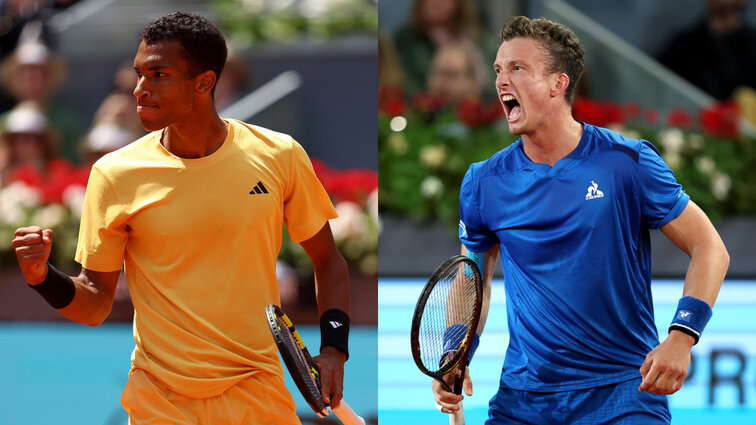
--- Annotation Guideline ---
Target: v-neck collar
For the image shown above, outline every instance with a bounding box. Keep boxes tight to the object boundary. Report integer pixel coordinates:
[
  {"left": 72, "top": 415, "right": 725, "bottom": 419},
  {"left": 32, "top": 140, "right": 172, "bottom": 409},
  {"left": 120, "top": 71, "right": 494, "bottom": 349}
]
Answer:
[{"left": 516, "top": 123, "right": 591, "bottom": 177}]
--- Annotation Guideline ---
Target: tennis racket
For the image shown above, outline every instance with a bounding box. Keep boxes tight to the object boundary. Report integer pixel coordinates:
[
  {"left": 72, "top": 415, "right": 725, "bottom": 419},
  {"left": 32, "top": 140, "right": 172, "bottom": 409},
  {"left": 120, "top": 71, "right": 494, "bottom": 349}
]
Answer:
[
  {"left": 410, "top": 255, "right": 483, "bottom": 425},
  {"left": 265, "top": 304, "right": 366, "bottom": 425}
]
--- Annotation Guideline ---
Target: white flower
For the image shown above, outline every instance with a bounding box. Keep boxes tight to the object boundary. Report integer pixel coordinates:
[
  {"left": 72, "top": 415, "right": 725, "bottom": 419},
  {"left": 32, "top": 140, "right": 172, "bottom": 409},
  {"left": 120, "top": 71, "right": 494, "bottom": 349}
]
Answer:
[
  {"left": 695, "top": 156, "right": 716, "bottom": 175},
  {"left": 659, "top": 128, "right": 685, "bottom": 155},
  {"left": 420, "top": 145, "right": 446, "bottom": 169},
  {"left": 711, "top": 171, "right": 731, "bottom": 200},
  {"left": 241, "top": 0, "right": 266, "bottom": 13},
  {"left": 0, "top": 203, "right": 24, "bottom": 226},
  {"left": 665, "top": 152, "right": 682, "bottom": 171},
  {"left": 63, "top": 184, "right": 86, "bottom": 220},
  {"left": 0, "top": 181, "right": 42, "bottom": 209},
  {"left": 32, "top": 204, "right": 66, "bottom": 229},
  {"left": 0, "top": 181, "right": 41, "bottom": 225},
  {"left": 386, "top": 133, "right": 408, "bottom": 155},
  {"left": 330, "top": 201, "right": 367, "bottom": 242},
  {"left": 688, "top": 133, "right": 705, "bottom": 151},
  {"left": 420, "top": 176, "right": 443, "bottom": 199}
]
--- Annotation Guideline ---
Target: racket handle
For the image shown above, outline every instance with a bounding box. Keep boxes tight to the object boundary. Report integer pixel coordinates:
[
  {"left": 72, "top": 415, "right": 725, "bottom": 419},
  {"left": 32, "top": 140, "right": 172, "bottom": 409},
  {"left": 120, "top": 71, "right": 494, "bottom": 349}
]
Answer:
[
  {"left": 449, "top": 400, "right": 465, "bottom": 425},
  {"left": 333, "top": 399, "right": 366, "bottom": 425}
]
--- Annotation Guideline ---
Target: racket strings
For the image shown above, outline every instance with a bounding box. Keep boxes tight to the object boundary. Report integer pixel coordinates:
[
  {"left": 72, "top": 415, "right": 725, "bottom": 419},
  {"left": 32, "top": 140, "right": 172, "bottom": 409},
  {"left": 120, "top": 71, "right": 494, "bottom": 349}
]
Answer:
[
  {"left": 417, "top": 262, "right": 479, "bottom": 374},
  {"left": 277, "top": 317, "right": 325, "bottom": 404}
]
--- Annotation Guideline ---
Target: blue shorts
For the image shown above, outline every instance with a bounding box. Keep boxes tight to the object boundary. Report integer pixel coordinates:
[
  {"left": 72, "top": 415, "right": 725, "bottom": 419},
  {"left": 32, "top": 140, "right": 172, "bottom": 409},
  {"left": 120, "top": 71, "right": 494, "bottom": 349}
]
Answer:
[{"left": 486, "top": 377, "right": 670, "bottom": 425}]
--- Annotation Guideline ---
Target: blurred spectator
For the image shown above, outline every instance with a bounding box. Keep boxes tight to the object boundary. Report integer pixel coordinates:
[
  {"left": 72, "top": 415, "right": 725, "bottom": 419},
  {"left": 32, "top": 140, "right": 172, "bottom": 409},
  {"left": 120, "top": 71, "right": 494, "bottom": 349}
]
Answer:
[
  {"left": 89, "top": 60, "right": 143, "bottom": 140},
  {"left": 0, "top": 0, "right": 55, "bottom": 59},
  {"left": 0, "top": 38, "right": 82, "bottom": 162},
  {"left": 0, "top": 100, "right": 58, "bottom": 185},
  {"left": 379, "top": 30, "right": 405, "bottom": 93},
  {"left": 393, "top": 0, "right": 490, "bottom": 96},
  {"left": 658, "top": 0, "right": 756, "bottom": 101},
  {"left": 427, "top": 42, "right": 486, "bottom": 107},
  {"left": 215, "top": 44, "right": 250, "bottom": 113},
  {"left": 80, "top": 121, "right": 137, "bottom": 165}
]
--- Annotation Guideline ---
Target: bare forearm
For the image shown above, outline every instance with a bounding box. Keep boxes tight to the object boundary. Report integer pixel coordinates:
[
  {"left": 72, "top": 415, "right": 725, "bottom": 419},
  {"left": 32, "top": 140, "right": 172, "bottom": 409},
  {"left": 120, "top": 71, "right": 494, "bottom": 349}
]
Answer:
[
  {"left": 313, "top": 253, "right": 351, "bottom": 315},
  {"left": 681, "top": 239, "right": 729, "bottom": 307},
  {"left": 58, "top": 272, "right": 117, "bottom": 326}
]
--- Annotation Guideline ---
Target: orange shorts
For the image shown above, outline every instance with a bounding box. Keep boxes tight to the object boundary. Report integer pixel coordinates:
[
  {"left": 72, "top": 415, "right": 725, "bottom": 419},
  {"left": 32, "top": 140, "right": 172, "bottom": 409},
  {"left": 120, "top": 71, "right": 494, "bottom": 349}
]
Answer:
[{"left": 121, "top": 368, "right": 301, "bottom": 425}]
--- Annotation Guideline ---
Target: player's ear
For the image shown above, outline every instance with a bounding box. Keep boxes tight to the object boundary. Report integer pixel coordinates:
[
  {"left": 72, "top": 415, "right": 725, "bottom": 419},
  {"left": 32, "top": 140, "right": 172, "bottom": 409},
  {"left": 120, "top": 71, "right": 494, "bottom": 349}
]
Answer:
[
  {"left": 550, "top": 73, "right": 569, "bottom": 98},
  {"left": 195, "top": 70, "right": 217, "bottom": 94}
]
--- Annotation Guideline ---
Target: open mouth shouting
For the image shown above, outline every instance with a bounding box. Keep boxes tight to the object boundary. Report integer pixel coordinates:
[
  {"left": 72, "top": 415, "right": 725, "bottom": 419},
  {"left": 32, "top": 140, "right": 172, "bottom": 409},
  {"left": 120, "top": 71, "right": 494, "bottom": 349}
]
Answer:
[{"left": 501, "top": 94, "right": 522, "bottom": 122}]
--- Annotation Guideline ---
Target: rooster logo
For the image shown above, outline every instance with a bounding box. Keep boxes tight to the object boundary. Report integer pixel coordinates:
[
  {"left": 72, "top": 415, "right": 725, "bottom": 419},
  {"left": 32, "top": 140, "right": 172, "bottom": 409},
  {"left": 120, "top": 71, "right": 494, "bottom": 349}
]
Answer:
[{"left": 585, "top": 181, "right": 604, "bottom": 200}]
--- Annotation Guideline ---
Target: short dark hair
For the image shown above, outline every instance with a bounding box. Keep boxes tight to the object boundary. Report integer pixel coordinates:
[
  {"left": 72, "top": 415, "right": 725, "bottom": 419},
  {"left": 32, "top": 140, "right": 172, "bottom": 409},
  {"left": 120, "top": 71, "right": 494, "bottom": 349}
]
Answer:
[
  {"left": 141, "top": 11, "right": 228, "bottom": 86},
  {"left": 500, "top": 16, "right": 584, "bottom": 103}
]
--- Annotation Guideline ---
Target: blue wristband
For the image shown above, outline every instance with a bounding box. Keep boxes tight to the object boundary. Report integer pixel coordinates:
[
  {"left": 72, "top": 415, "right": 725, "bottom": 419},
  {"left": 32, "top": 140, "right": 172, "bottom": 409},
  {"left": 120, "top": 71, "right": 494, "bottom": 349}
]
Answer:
[
  {"left": 668, "top": 296, "right": 712, "bottom": 344},
  {"left": 442, "top": 324, "right": 480, "bottom": 364}
]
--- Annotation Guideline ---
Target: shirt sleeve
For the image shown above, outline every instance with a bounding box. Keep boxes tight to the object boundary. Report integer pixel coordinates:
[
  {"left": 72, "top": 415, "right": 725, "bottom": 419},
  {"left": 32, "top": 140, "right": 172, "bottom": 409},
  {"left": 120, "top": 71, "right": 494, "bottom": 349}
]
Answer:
[
  {"left": 74, "top": 165, "right": 129, "bottom": 272},
  {"left": 283, "top": 140, "right": 338, "bottom": 243},
  {"left": 459, "top": 164, "right": 498, "bottom": 252},
  {"left": 638, "top": 140, "right": 690, "bottom": 229}
]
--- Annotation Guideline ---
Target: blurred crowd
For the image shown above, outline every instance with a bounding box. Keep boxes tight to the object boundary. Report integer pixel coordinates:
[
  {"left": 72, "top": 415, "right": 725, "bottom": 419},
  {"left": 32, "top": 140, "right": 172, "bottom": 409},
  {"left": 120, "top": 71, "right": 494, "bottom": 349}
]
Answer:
[
  {"left": 380, "top": 0, "right": 756, "bottom": 124},
  {"left": 0, "top": 0, "right": 143, "bottom": 188},
  {"left": 0, "top": 0, "right": 252, "bottom": 189},
  {"left": 379, "top": 0, "right": 497, "bottom": 110}
]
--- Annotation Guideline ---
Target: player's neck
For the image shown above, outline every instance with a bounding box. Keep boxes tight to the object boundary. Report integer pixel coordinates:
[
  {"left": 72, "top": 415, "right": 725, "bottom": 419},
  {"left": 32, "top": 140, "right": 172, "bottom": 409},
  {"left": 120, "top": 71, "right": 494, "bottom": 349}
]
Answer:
[
  {"left": 521, "top": 116, "right": 583, "bottom": 167},
  {"left": 162, "top": 112, "right": 229, "bottom": 159}
]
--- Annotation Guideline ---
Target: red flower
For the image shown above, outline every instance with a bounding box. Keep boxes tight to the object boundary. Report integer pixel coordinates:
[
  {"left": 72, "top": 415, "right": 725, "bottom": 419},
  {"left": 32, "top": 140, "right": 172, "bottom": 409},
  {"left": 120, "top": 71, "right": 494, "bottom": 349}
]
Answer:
[
  {"left": 700, "top": 101, "right": 740, "bottom": 138},
  {"left": 8, "top": 159, "right": 91, "bottom": 204},
  {"left": 644, "top": 109, "right": 659, "bottom": 125},
  {"left": 667, "top": 107, "right": 693, "bottom": 130},
  {"left": 9, "top": 164, "right": 44, "bottom": 189},
  {"left": 624, "top": 102, "right": 641, "bottom": 120},
  {"left": 312, "top": 159, "right": 377, "bottom": 204},
  {"left": 456, "top": 99, "right": 501, "bottom": 128},
  {"left": 379, "top": 86, "right": 406, "bottom": 117},
  {"left": 412, "top": 93, "right": 445, "bottom": 115},
  {"left": 573, "top": 98, "right": 606, "bottom": 127}
]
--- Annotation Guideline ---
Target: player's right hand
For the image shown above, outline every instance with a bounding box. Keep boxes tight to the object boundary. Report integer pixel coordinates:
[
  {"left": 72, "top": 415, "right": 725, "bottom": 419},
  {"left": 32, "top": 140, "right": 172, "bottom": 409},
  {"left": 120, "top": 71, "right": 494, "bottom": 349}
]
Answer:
[
  {"left": 432, "top": 367, "right": 472, "bottom": 414},
  {"left": 12, "top": 226, "right": 53, "bottom": 285}
]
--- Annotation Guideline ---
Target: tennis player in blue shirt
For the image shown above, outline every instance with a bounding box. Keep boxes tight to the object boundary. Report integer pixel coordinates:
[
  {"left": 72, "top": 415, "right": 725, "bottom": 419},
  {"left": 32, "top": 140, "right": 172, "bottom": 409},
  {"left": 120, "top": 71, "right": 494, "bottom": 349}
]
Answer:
[{"left": 432, "top": 16, "right": 730, "bottom": 424}]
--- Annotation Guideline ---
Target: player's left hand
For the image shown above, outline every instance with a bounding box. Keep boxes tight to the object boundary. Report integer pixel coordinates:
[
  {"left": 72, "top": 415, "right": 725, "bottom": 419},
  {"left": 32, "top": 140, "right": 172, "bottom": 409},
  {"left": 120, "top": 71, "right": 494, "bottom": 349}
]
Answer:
[
  {"left": 313, "top": 346, "right": 347, "bottom": 407},
  {"left": 638, "top": 330, "right": 695, "bottom": 394}
]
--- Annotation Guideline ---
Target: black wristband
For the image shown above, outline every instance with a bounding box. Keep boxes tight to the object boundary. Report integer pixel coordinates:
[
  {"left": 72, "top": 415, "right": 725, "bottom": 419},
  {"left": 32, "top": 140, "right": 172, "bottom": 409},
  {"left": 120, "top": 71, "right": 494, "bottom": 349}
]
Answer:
[
  {"left": 28, "top": 262, "right": 76, "bottom": 309},
  {"left": 320, "top": 309, "right": 350, "bottom": 360}
]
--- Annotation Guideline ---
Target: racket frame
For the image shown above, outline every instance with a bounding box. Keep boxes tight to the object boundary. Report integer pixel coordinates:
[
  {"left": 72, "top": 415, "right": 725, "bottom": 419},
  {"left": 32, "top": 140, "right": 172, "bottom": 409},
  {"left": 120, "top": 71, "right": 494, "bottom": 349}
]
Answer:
[
  {"left": 410, "top": 255, "right": 483, "bottom": 394},
  {"left": 265, "top": 303, "right": 331, "bottom": 418}
]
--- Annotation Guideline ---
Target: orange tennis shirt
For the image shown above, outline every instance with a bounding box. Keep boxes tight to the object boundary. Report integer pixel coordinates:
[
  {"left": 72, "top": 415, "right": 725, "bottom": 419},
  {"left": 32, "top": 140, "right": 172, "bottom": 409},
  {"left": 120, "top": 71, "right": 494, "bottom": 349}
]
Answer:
[{"left": 75, "top": 119, "right": 337, "bottom": 398}]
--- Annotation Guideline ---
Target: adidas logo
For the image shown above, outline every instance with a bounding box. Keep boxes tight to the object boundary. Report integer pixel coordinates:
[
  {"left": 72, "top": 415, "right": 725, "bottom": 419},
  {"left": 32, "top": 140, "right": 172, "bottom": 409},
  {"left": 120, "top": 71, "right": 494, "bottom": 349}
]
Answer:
[
  {"left": 249, "top": 181, "right": 269, "bottom": 195},
  {"left": 585, "top": 180, "right": 604, "bottom": 200},
  {"left": 329, "top": 321, "right": 343, "bottom": 329}
]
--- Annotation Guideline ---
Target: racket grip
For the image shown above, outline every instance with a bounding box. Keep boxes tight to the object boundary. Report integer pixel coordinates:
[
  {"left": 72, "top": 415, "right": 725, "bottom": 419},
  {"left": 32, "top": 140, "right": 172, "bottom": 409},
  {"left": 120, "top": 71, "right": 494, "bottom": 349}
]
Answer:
[
  {"left": 333, "top": 399, "right": 366, "bottom": 425},
  {"left": 449, "top": 400, "right": 465, "bottom": 425}
]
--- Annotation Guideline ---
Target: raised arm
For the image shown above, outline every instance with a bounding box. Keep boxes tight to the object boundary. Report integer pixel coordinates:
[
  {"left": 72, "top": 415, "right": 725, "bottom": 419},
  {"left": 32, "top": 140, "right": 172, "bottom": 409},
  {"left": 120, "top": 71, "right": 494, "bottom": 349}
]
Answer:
[
  {"left": 299, "top": 221, "right": 351, "bottom": 407},
  {"left": 13, "top": 226, "right": 121, "bottom": 327},
  {"left": 638, "top": 201, "right": 729, "bottom": 394}
]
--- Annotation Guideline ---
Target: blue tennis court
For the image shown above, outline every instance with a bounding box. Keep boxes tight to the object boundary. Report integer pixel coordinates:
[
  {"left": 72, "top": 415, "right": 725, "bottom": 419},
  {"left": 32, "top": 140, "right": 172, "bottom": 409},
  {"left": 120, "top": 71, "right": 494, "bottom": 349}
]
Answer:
[
  {"left": 0, "top": 323, "right": 377, "bottom": 424},
  {"left": 379, "top": 278, "right": 756, "bottom": 424}
]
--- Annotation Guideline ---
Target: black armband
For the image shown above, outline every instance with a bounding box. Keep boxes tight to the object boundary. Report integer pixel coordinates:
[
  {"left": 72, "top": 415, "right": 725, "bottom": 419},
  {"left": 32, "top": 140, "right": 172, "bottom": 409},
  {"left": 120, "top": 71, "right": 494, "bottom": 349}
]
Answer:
[
  {"left": 28, "top": 262, "right": 76, "bottom": 309},
  {"left": 320, "top": 309, "right": 350, "bottom": 360}
]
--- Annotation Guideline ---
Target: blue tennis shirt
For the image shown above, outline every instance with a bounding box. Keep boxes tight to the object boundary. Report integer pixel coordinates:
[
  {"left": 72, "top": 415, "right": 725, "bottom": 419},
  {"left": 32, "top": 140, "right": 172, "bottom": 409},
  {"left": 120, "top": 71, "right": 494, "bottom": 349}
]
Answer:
[{"left": 459, "top": 123, "right": 689, "bottom": 391}]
